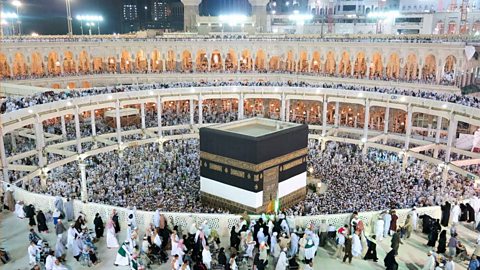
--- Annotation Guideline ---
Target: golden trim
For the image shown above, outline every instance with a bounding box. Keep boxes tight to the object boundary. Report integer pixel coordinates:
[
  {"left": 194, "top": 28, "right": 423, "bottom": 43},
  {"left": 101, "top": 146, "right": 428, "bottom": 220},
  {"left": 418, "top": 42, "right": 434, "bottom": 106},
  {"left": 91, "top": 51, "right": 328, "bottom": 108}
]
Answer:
[{"left": 200, "top": 148, "right": 308, "bottom": 172}]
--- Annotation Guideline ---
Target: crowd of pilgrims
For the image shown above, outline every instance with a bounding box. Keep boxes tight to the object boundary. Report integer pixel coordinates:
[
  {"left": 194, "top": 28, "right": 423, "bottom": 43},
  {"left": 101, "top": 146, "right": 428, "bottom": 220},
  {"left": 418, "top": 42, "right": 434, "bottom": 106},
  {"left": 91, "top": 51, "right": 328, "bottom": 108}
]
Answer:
[
  {"left": 1, "top": 79, "right": 478, "bottom": 114},
  {"left": 6, "top": 181, "right": 480, "bottom": 270},
  {"left": 2, "top": 34, "right": 475, "bottom": 43},
  {"left": 23, "top": 140, "right": 474, "bottom": 217}
]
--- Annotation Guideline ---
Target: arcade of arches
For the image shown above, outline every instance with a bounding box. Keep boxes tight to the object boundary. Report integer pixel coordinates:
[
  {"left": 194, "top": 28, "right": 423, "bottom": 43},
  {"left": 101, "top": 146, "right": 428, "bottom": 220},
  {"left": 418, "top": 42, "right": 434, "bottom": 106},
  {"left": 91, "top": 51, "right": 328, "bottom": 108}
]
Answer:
[{"left": 0, "top": 49, "right": 463, "bottom": 85}]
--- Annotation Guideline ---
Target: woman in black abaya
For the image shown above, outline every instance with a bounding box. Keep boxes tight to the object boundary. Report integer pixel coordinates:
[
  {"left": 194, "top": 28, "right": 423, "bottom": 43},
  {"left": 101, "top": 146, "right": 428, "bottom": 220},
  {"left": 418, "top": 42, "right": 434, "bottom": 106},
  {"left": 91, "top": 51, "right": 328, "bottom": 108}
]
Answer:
[{"left": 36, "top": 210, "right": 48, "bottom": 233}]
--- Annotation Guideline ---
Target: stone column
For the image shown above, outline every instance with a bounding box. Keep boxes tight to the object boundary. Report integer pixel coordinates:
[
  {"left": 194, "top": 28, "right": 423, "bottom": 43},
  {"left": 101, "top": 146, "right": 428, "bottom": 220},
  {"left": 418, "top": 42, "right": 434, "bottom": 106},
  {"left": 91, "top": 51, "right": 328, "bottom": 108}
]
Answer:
[
  {"left": 79, "top": 162, "right": 88, "bottom": 202},
  {"left": 433, "top": 115, "right": 442, "bottom": 158},
  {"left": 60, "top": 115, "right": 67, "bottom": 139},
  {"left": 190, "top": 99, "right": 195, "bottom": 125},
  {"left": 248, "top": 0, "right": 269, "bottom": 32},
  {"left": 157, "top": 96, "right": 163, "bottom": 137},
  {"left": 198, "top": 95, "right": 203, "bottom": 124},
  {"left": 285, "top": 99, "right": 290, "bottom": 122},
  {"left": 280, "top": 93, "right": 286, "bottom": 121},
  {"left": 322, "top": 97, "right": 327, "bottom": 136},
  {"left": 363, "top": 99, "right": 370, "bottom": 140},
  {"left": 445, "top": 114, "right": 457, "bottom": 163},
  {"left": 33, "top": 117, "right": 46, "bottom": 169},
  {"left": 10, "top": 132, "right": 16, "bottom": 151},
  {"left": 74, "top": 107, "right": 82, "bottom": 154},
  {"left": 404, "top": 105, "right": 413, "bottom": 150},
  {"left": 180, "top": 0, "right": 202, "bottom": 32},
  {"left": 115, "top": 100, "right": 122, "bottom": 144},
  {"left": 238, "top": 94, "right": 244, "bottom": 120},
  {"left": 140, "top": 103, "right": 146, "bottom": 130},
  {"left": 0, "top": 126, "right": 8, "bottom": 182},
  {"left": 90, "top": 110, "right": 96, "bottom": 137},
  {"left": 334, "top": 101, "right": 340, "bottom": 127},
  {"left": 383, "top": 106, "right": 390, "bottom": 141}
]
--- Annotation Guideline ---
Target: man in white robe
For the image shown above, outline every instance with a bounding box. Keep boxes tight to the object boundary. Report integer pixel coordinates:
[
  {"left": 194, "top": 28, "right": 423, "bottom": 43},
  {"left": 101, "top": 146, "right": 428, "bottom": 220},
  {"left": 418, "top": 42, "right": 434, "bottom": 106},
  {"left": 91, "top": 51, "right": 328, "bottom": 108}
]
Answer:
[
  {"left": 409, "top": 207, "right": 419, "bottom": 231},
  {"left": 289, "top": 231, "right": 299, "bottom": 257},
  {"left": 67, "top": 224, "right": 77, "bottom": 249},
  {"left": 383, "top": 211, "right": 392, "bottom": 238},
  {"left": 45, "top": 251, "right": 55, "bottom": 270},
  {"left": 304, "top": 239, "right": 316, "bottom": 263},
  {"left": 27, "top": 241, "right": 39, "bottom": 265},
  {"left": 55, "top": 238, "right": 66, "bottom": 259},
  {"left": 64, "top": 198, "right": 74, "bottom": 222},
  {"left": 15, "top": 201, "right": 25, "bottom": 219},
  {"left": 114, "top": 241, "right": 131, "bottom": 266},
  {"left": 106, "top": 220, "right": 119, "bottom": 249},
  {"left": 275, "top": 248, "right": 288, "bottom": 270},
  {"left": 422, "top": 250, "right": 436, "bottom": 270},
  {"left": 451, "top": 203, "right": 461, "bottom": 224},
  {"left": 352, "top": 232, "right": 362, "bottom": 257},
  {"left": 202, "top": 245, "right": 212, "bottom": 269},
  {"left": 375, "top": 218, "right": 384, "bottom": 242}
]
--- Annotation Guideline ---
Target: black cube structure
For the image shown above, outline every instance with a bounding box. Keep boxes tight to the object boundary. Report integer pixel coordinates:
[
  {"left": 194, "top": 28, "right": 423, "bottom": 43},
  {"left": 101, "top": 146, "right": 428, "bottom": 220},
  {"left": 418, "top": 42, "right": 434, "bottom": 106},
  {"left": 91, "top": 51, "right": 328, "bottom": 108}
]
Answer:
[{"left": 200, "top": 118, "right": 308, "bottom": 213}]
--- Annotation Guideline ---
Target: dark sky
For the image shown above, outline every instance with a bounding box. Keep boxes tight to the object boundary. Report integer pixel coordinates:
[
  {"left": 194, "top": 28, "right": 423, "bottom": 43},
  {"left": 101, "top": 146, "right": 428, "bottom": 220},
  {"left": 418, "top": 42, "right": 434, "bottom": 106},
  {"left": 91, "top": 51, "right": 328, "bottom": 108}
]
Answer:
[
  {"left": 4, "top": 0, "right": 256, "bottom": 35},
  {"left": 4, "top": 0, "right": 122, "bottom": 35}
]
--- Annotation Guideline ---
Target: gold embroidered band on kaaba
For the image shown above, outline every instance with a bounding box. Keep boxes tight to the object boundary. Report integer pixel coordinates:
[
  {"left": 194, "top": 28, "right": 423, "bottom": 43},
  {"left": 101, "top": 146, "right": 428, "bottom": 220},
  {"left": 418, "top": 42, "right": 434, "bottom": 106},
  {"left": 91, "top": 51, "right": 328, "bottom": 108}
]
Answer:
[{"left": 200, "top": 148, "right": 308, "bottom": 172}]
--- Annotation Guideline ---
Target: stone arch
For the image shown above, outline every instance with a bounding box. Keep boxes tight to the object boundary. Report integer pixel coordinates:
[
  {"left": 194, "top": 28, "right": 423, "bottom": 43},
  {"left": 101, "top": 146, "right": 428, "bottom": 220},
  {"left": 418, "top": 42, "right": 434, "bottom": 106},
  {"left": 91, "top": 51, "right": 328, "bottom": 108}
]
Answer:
[
  {"left": 422, "top": 54, "right": 436, "bottom": 81},
  {"left": 107, "top": 56, "right": 117, "bottom": 73},
  {"left": 447, "top": 20, "right": 456, "bottom": 34},
  {"left": 78, "top": 50, "right": 90, "bottom": 74},
  {"left": 310, "top": 51, "right": 321, "bottom": 73},
  {"left": 196, "top": 49, "right": 208, "bottom": 72},
  {"left": 63, "top": 51, "right": 76, "bottom": 74},
  {"left": 354, "top": 52, "right": 367, "bottom": 78},
  {"left": 151, "top": 49, "right": 163, "bottom": 72},
  {"left": 0, "top": 53, "right": 11, "bottom": 79},
  {"left": 239, "top": 49, "right": 252, "bottom": 72},
  {"left": 92, "top": 57, "right": 103, "bottom": 73},
  {"left": 269, "top": 55, "right": 281, "bottom": 71},
  {"left": 166, "top": 50, "right": 176, "bottom": 72},
  {"left": 255, "top": 49, "right": 266, "bottom": 72},
  {"left": 386, "top": 53, "right": 400, "bottom": 79},
  {"left": 473, "top": 20, "right": 480, "bottom": 33},
  {"left": 285, "top": 50, "right": 295, "bottom": 72},
  {"left": 13, "top": 52, "right": 27, "bottom": 77},
  {"left": 298, "top": 51, "right": 308, "bottom": 72},
  {"left": 435, "top": 20, "right": 445, "bottom": 34},
  {"left": 443, "top": 55, "right": 456, "bottom": 83},
  {"left": 48, "top": 51, "right": 61, "bottom": 75},
  {"left": 181, "top": 50, "right": 192, "bottom": 72},
  {"left": 404, "top": 53, "right": 418, "bottom": 80},
  {"left": 444, "top": 55, "right": 456, "bottom": 73},
  {"left": 31, "top": 52, "right": 44, "bottom": 76},
  {"left": 338, "top": 51, "right": 351, "bottom": 76},
  {"left": 120, "top": 50, "right": 132, "bottom": 73},
  {"left": 136, "top": 50, "right": 147, "bottom": 72},
  {"left": 369, "top": 52, "right": 383, "bottom": 78},
  {"left": 211, "top": 50, "right": 223, "bottom": 71},
  {"left": 324, "top": 51, "right": 336, "bottom": 75},
  {"left": 225, "top": 49, "right": 237, "bottom": 72}
]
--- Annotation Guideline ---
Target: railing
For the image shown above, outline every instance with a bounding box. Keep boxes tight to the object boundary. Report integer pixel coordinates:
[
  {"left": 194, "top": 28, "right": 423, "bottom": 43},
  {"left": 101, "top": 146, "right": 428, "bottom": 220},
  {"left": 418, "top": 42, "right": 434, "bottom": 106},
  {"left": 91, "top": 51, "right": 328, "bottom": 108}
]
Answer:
[
  {"left": 6, "top": 73, "right": 461, "bottom": 94},
  {"left": 1, "top": 181, "right": 442, "bottom": 237}
]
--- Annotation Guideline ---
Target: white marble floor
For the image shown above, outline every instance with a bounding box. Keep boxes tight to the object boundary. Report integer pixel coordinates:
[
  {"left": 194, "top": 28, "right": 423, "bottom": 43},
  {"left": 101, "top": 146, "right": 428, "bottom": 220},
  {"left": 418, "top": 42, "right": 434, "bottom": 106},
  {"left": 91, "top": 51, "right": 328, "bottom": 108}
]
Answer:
[{"left": 0, "top": 211, "right": 475, "bottom": 270}]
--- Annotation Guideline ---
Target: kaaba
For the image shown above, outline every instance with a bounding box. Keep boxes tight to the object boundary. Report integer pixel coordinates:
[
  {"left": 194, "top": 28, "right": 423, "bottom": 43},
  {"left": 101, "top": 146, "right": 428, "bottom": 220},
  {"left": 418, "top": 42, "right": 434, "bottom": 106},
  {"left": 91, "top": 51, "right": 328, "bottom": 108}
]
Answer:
[{"left": 199, "top": 117, "right": 308, "bottom": 213}]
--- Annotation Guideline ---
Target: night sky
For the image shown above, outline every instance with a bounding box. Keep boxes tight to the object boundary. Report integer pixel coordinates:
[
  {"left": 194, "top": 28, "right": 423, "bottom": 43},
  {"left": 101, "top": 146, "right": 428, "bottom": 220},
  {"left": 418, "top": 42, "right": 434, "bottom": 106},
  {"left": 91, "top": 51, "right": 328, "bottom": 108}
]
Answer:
[
  {"left": 4, "top": 0, "right": 123, "bottom": 35},
  {"left": 3, "top": 0, "right": 256, "bottom": 35}
]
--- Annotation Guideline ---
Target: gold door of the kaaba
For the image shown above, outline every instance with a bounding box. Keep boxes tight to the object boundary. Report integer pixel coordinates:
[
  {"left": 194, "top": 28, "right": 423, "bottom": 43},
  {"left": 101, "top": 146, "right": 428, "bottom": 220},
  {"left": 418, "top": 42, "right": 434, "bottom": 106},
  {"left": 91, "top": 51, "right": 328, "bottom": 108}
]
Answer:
[{"left": 263, "top": 166, "right": 279, "bottom": 204}]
